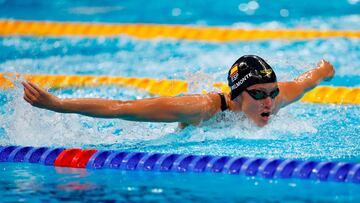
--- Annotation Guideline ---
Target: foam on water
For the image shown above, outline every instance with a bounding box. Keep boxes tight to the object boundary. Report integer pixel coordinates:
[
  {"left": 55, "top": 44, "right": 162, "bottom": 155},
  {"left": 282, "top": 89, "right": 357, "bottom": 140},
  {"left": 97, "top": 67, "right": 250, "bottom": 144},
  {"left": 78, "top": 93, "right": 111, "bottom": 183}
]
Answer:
[{"left": 0, "top": 80, "right": 180, "bottom": 147}]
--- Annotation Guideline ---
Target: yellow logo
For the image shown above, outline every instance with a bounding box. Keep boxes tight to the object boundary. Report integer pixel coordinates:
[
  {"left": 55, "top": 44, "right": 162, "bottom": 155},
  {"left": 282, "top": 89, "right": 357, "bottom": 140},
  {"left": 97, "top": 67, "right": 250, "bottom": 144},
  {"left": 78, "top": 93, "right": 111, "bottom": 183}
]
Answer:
[{"left": 260, "top": 69, "right": 272, "bottom": 78}]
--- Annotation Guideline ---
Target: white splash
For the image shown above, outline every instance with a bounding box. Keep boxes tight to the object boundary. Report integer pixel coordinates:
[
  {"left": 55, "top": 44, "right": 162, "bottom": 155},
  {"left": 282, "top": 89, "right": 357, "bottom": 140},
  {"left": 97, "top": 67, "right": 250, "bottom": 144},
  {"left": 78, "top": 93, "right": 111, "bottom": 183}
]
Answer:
[{"left": 0, "top": 79, "right": 178, "bottom": 147}]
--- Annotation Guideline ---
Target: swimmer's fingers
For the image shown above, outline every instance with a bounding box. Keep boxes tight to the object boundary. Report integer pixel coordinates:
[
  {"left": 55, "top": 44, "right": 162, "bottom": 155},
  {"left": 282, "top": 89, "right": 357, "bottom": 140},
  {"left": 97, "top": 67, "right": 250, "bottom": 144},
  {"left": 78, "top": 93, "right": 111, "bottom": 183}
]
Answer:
[
  {"left": 324, "top": 70, "right": 335, "bottom": 81},
  {"left": 22, "top": 83, "right": 36, "bottom": 100},
  {"left": 23, "top": 86, "right": 38, "bottom": 106},
  {"left": 27, "top": 81, "right": 48, "bottom": 96},
  {"left": 21, "top": 81, "right": 47, "bottom": 107},
  {"left": 318, "top": 59, "right": 327, "bottom": 67},
  {"left": 318, "top": 59, "right": 335, "bottom": 81},
  {"left": 21, "top": 81, "right": 40, "bottom": 98},
  {"left": 23, "top": 94, "right": 33, "bottom": 105},
  {"left": 22, "top": 81, "right": 60, "bottom": 109}
]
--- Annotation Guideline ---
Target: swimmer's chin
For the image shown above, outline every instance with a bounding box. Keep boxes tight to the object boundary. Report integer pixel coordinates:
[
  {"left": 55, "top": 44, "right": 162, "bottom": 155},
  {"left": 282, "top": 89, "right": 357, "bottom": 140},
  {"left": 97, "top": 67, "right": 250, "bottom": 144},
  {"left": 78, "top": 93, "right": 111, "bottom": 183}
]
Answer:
[
  {"left": 253, "top": 119, "right": 270, "bottom": 127},
  {"left": 256, "top": 122, "right": 268, "bottom": 127},
  {"left": 254, "top": 114, "right": 271, "bottom": 127}
]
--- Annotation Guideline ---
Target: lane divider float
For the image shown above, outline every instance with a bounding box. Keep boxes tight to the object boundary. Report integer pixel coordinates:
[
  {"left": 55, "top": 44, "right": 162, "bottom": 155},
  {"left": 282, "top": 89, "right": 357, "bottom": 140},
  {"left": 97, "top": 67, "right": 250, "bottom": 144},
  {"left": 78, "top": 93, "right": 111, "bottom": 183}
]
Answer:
[
  {"left": 0, "top": 20, "right": 359, "bottom": 41},
  {"left": 0, "top": 145, "right": 359, "bottom": 183},
  {"left": 1, "top": 73, "right": 359, "bottom": 105}
]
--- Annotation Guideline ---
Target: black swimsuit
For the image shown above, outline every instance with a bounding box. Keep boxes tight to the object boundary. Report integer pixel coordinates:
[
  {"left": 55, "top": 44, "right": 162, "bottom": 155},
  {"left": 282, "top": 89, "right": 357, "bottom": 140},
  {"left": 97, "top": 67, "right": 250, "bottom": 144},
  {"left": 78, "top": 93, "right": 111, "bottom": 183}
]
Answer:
[{"left": 218, "top": 93, "right": 228, "bottom": 111}]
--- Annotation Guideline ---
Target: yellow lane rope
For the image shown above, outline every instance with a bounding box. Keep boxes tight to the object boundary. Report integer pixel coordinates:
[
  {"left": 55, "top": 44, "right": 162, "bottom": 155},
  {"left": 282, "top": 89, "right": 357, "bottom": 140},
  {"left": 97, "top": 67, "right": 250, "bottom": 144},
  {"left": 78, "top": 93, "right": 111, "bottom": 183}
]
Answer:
[
  {"left": 0, "top": 73, "right": 188, "bottom": 97},
  {"left": 0, "top": 20, "right": 359, "bottom": 41},
  {"left": 1, "top": 73, "right": 359, "bottom": 105}
]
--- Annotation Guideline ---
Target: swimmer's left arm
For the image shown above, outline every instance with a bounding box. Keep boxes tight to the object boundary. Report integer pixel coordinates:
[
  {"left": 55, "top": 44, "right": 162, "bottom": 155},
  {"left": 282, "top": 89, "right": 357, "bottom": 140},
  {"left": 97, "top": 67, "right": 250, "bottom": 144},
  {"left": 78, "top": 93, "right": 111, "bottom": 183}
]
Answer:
[{"left": 278, "top": 59, "right": 335, "bottom": 107}]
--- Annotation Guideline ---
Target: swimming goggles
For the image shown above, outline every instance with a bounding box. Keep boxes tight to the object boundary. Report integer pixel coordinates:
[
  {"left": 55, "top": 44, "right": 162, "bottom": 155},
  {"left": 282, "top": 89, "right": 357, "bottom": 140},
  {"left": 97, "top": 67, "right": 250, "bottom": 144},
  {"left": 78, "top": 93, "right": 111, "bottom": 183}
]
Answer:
[{"left": 245, "top": 88, "right": 280, "bottom": 100}]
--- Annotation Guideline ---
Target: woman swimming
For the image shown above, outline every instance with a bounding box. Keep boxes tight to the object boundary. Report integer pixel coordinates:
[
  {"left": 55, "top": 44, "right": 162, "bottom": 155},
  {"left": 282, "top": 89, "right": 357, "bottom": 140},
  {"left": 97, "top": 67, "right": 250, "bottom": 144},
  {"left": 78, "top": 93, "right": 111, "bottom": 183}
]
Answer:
[{"left": 22, "top": 55, "right": 334, "bottom": 127}]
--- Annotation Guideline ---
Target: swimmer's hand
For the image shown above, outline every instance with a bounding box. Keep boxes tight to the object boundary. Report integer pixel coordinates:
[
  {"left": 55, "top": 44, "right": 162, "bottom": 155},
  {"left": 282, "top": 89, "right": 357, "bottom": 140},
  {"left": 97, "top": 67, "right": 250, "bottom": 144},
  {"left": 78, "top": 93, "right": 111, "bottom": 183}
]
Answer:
[
  {"left": 22, "top": 81, "right": 61, "bottom": 111},
  {"left": 318, "top": 59, "right": 335, "bottom": 81}
]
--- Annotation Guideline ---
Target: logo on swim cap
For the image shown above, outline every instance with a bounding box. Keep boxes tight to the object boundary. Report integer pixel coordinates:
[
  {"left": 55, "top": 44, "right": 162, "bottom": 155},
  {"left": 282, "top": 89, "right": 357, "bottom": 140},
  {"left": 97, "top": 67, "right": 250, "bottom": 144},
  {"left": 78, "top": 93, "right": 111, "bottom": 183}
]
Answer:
[
  {"left": 260, "top": 69, "right": 273, "bottom": 78},
  {"left": 231, "top": 72, "right": 252, "bottom": 90},
  {"left": 230, "top": 64, "right": 238, "bottom": 76},
  {"left": 229, "top": 64, "right": 239, "bottom": 82}
]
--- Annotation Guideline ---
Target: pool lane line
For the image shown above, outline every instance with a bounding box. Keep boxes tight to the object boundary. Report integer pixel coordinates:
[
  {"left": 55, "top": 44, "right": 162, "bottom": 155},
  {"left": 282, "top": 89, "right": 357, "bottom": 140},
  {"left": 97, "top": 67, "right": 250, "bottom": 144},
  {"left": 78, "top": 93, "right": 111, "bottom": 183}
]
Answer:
[
  {"left": 0, "top": 145, "right": 359, "bottom": 184},
  {"left": 1, "top": 73, "right": 359, "bottom": 105},
  {"left": 0, "top": 20, "right": 359, "bottom": 41}
]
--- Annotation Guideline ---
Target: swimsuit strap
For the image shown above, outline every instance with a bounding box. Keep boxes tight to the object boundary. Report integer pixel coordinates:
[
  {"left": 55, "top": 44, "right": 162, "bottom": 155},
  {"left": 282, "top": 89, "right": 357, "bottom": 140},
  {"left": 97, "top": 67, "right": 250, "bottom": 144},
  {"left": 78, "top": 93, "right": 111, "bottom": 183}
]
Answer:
[{"left": 218, "top": 93, "right": 228, "bottom": 111}]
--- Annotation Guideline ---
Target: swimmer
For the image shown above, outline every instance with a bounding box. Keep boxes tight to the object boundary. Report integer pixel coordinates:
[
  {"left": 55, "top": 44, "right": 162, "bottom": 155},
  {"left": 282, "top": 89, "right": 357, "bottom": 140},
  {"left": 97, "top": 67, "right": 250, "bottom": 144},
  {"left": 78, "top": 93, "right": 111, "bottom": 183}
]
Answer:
[{"left": 22, "top": 55, "right": 334, "bottom": 128}]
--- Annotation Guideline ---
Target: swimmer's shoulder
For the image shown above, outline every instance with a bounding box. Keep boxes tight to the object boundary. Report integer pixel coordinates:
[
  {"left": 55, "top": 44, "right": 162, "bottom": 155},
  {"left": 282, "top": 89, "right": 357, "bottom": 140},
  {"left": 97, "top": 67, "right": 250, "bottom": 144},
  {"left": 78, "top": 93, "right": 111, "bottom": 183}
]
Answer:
[
  {"left": 206, "top": 92, "right": 228, "bottom": 112},
  {"left": 177, "top": 92, "right": 226, "bottom": 128}
]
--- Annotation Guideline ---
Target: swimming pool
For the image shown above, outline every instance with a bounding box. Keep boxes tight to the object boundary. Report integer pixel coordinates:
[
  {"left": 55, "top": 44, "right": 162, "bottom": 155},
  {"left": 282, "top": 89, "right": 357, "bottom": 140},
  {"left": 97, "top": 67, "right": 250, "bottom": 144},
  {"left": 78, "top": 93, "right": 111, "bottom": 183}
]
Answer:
[{"left": 1, "top": 0, "right": 360, "bottom": 202}]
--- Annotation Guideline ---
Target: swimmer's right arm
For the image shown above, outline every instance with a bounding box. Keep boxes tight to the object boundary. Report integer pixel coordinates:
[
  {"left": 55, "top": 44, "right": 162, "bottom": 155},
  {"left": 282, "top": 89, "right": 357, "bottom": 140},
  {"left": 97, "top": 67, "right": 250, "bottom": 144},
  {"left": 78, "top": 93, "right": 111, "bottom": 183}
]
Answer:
[{"left": 22, "top": 81, "right": 220, "bottom": 124}]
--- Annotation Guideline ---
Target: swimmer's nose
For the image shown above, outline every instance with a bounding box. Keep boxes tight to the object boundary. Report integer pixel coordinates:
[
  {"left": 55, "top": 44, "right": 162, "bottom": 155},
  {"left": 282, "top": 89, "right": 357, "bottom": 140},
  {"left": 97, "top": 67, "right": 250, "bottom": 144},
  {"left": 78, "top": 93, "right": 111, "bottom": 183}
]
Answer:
[{"left": 262, "top": 97, "right": 273, "bottom": 108}]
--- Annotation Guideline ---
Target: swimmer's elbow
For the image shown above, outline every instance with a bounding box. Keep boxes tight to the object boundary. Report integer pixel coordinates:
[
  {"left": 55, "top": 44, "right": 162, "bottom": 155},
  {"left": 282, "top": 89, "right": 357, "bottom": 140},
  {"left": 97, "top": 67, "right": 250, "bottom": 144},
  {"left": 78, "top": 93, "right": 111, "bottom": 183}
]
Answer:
[
  {"left": 279, "top": 81, "right": 307, "bottom": 106},
  {"left": 112, "top": 100, "right": 188, "bottom": 122},
  {"left": 114, "top": 96, "right": 210, "bottom": 123},
  {"left": 108, "top": 100, "right": 147, "bottom": 120}
]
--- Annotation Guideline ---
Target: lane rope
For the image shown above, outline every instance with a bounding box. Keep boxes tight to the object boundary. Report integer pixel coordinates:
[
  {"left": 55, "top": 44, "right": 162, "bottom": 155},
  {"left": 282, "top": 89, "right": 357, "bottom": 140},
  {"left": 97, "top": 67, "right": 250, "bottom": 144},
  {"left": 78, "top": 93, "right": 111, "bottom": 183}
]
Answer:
[
  {"left": 0, "top": 145, "right": 359, "bottom": 183},
  {"left": 0, "top": 20, "right": 359, "bottom": 41},
  {"left": 1, "top": 73, "right": 359, "bottom": 105}
]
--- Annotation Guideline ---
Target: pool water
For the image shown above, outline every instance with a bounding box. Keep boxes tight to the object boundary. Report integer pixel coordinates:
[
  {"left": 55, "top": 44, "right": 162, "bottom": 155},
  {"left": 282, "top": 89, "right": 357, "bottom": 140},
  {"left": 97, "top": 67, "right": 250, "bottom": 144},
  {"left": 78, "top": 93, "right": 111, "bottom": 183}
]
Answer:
[
  {"left": 0, "top": 0, "right": 359, "bottom": 29},
  {"left": 1, "top": 162, "right": 359, "bottom": 202},
  {"left": 0, "top": 0, "right": 359, "bottom": 202}
]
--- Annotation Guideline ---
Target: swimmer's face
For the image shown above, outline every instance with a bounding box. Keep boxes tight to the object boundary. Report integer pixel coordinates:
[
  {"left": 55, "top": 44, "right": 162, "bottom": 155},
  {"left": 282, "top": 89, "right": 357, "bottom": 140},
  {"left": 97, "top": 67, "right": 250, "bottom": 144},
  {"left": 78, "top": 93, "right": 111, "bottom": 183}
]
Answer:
[{"left": 234, "top": 83, "right": 279, "bottom": 127}]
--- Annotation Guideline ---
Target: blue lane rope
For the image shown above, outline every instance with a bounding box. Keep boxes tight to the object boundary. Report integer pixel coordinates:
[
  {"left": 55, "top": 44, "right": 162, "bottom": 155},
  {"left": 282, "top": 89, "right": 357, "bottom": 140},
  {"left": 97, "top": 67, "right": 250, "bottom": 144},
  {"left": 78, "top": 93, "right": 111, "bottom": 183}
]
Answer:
[{"left": 0, "top": 145, "right": 359, "bottom": 184}]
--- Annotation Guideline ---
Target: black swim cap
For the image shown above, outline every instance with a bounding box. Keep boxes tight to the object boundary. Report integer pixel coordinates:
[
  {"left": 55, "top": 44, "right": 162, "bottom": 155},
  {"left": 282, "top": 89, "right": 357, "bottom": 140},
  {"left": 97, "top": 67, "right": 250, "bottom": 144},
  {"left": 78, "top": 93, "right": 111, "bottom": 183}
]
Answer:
[{"left": 227, "top": 55, "right": 277, "bottom": 100}]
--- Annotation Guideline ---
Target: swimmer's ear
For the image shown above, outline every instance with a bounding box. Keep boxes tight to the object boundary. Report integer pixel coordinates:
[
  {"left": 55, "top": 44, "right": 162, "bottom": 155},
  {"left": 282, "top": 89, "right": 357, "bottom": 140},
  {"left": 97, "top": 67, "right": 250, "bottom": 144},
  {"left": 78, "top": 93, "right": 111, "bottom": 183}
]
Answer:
[
  {"left": 233, "top": 93, "right": 242, "bottom": 102},
  {"left": 229, "top": 92, "right": 234, "bottom": 100}
]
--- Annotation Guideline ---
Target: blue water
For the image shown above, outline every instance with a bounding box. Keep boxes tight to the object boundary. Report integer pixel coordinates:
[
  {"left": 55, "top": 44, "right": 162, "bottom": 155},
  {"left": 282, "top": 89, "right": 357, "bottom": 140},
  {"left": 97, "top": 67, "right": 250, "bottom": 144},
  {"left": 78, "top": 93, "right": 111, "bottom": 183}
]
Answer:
[
  {"left": 0, "top": 0, "right": 360, "bottom": 202},
  {"left": 1, "top": 162, "right": 359, "bottom": 202}
]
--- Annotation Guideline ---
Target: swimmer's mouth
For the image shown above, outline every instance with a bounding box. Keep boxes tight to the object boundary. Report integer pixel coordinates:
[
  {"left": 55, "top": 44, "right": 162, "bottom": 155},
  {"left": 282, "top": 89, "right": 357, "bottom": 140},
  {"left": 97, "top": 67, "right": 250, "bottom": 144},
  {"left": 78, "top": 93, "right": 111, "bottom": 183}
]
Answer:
[{"left": 261, "top": 112, "right": 270, "bottom": 117}]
